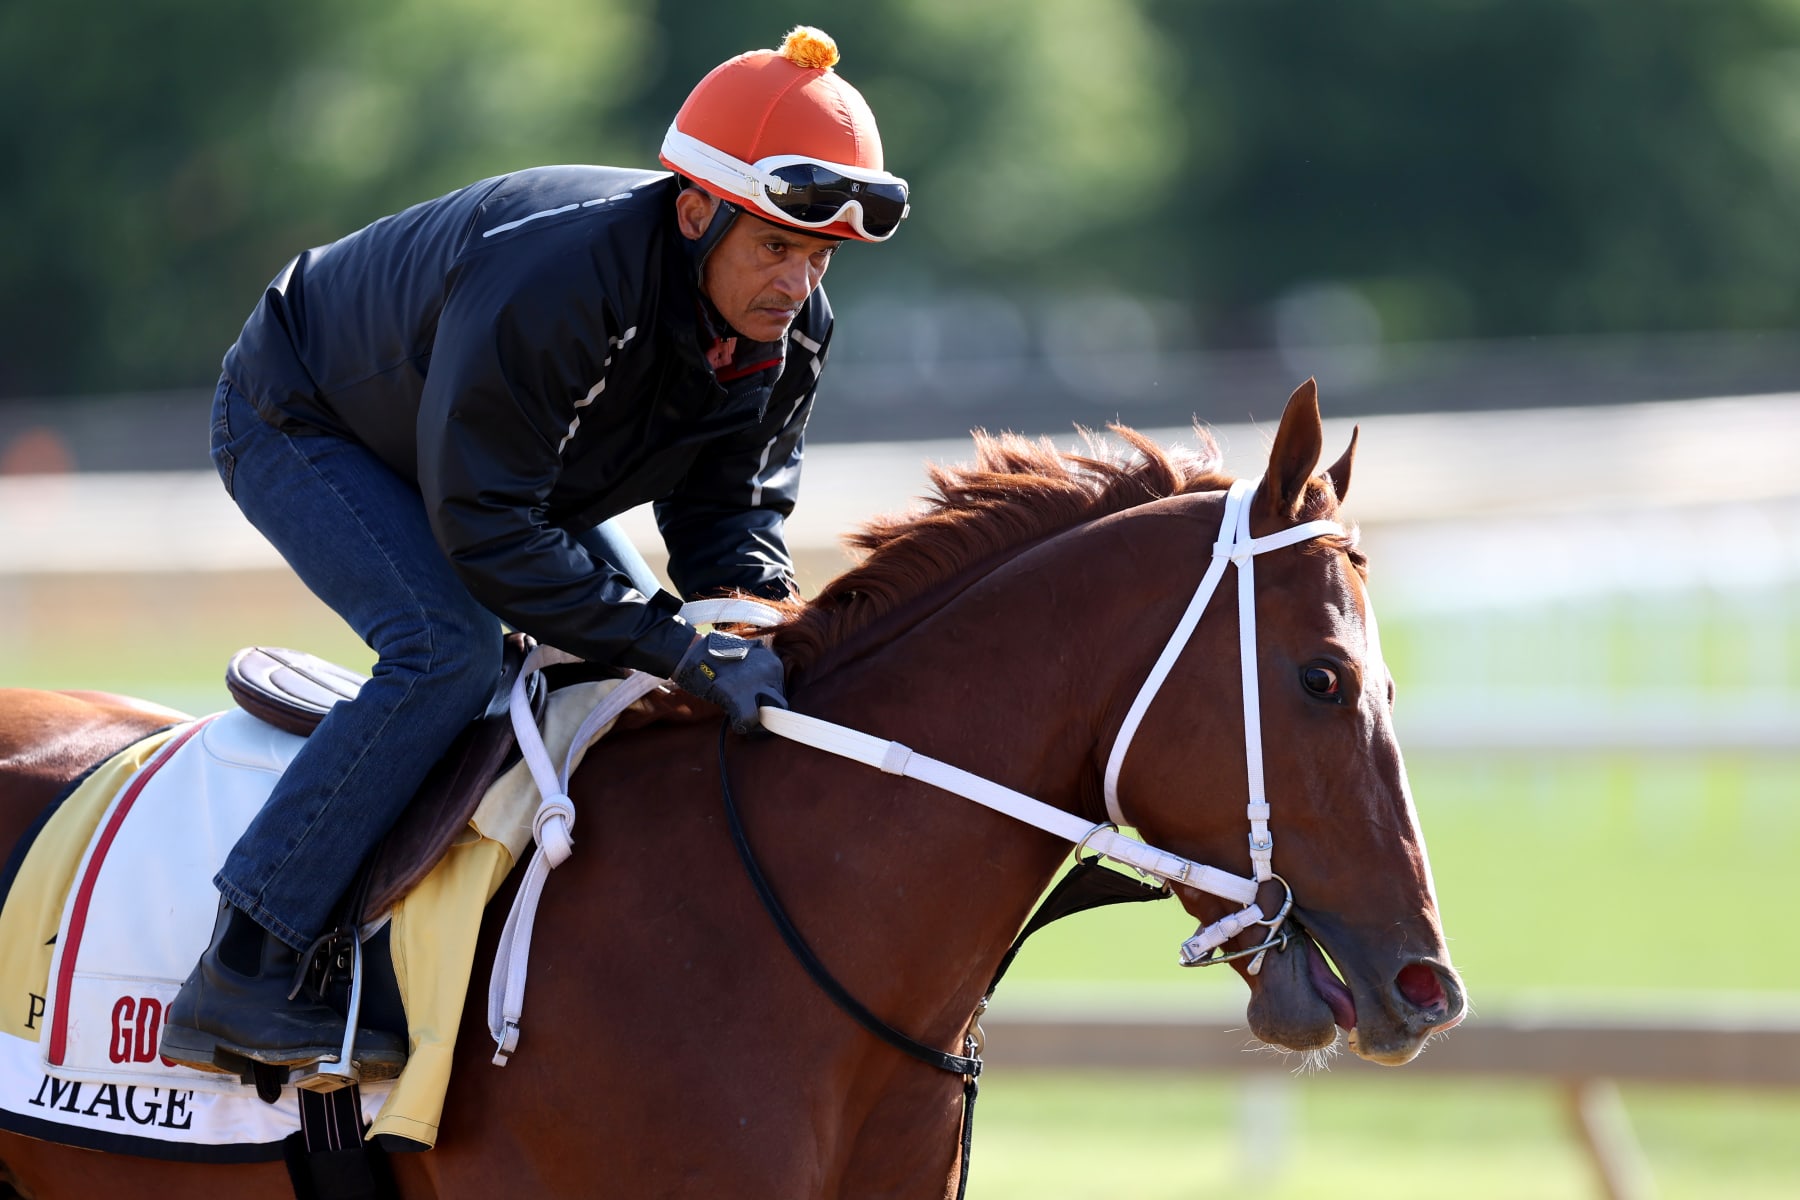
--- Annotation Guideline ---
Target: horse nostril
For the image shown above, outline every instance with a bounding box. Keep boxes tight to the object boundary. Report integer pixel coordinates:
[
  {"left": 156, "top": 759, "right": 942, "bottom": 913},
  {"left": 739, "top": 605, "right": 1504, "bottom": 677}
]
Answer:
[{"left": 1396, "top": 962, "right": 1446, "bottom": 1011}]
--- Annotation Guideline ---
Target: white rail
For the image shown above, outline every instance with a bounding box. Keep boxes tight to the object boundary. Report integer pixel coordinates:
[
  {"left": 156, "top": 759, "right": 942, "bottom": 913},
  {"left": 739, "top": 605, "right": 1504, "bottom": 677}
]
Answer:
[{"left": 983, "top": 1005, "right": 1800, "bottom": 1200}]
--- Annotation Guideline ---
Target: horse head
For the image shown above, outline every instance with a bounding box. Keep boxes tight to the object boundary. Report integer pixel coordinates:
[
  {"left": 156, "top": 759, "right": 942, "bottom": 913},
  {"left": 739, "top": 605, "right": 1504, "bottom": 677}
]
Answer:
[{"left": 1099, "top": 379, "right": 1465, "bottom": 1064}]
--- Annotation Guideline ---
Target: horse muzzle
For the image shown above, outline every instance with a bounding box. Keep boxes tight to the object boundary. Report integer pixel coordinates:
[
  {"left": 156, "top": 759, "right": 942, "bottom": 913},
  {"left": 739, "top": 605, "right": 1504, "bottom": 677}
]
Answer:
[{"left": 1241, "top": 923, "right": 1467, "bottom": 1065}]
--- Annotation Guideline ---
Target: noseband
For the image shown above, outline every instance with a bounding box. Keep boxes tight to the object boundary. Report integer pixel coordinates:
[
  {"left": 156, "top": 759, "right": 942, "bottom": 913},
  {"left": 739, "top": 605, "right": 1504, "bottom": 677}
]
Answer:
[{"left": 1101, "top": 477, "right": 1343, "bottom": 971}]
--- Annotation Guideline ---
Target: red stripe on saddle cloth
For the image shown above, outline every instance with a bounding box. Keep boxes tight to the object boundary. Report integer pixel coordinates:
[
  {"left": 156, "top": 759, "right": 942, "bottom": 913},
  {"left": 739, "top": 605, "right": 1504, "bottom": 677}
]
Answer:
[{"left": 48, "top": 716, "right": 217, "bottom": 1065}]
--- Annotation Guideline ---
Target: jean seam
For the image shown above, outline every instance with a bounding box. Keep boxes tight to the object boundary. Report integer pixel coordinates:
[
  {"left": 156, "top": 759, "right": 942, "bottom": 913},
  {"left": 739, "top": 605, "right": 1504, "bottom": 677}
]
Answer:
[{"left": 211, "top": 381, "right": 240, "bottom": 499}]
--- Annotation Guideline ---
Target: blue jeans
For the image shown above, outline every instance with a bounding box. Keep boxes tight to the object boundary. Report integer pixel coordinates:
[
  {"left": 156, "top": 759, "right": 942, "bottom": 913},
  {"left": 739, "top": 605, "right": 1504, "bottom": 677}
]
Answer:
[{"left": 209, "top": 376, "right": 659, "bottom": 948}]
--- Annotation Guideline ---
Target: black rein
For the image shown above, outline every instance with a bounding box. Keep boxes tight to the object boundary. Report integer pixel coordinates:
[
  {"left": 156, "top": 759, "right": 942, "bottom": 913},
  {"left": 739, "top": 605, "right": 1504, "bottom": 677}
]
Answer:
[{"left": 715, "top": 720, "right": 1170, "bottom": 1199}]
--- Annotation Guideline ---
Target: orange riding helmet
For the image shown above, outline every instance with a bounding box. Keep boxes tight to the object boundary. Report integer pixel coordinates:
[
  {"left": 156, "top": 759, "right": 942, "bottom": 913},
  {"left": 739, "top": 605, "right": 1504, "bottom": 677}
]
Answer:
[{"left": 659, "top": 26, "right": 910, "bottom": 243}]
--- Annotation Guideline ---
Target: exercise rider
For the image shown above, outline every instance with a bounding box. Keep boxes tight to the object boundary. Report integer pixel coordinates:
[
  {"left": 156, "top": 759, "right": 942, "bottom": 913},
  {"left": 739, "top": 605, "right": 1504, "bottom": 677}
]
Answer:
[{"left": 160, "top": 25, "right": 909, "bottom": 1080}]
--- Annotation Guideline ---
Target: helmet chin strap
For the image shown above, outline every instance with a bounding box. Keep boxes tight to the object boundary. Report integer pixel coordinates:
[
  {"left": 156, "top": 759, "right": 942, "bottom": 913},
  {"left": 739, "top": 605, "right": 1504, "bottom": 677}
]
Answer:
[{"left": 685, "top": 191, "right": 741, "bottom": 275}]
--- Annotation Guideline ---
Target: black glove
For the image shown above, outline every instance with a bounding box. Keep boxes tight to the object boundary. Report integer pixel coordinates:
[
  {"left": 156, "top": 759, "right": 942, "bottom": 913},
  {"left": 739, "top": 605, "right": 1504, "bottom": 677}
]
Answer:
[{"left": 671, "top": 631, "right": 788, "bottom": 734}]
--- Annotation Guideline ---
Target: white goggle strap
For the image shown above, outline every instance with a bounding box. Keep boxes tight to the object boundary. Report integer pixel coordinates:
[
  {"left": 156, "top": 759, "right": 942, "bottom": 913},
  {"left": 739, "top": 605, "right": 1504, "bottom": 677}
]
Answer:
[
  {"left": 661, "top": 127, "right": 782, "bottom": 198},
  {"left": 660, "top": 126, "right": 902, "bottom": 241},
  {"left": 749, "top": 150, "right": 909, "bottom": 191}
]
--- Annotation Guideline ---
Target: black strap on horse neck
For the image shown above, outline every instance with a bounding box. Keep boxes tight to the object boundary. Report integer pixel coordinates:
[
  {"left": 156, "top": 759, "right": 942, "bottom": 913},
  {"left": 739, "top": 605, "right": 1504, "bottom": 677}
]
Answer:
[
  {"left": 717, "top": 723, "right": 981, "bottom": 1078},
  {"left": 717, "top": 722, "right": 1171, "bottom": 1200}
]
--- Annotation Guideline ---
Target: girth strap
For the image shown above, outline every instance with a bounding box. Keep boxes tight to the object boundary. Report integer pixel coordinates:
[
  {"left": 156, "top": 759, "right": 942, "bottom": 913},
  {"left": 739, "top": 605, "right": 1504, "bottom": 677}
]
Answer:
[{"left": 281, "top": 1084, "right": 398, "bottom": 1200}]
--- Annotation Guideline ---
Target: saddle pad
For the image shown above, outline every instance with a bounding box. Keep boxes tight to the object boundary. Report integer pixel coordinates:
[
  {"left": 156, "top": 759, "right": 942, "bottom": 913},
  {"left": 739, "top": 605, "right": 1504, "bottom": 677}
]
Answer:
[
  {"left": 42, "top": 711, "right": 313, "bottom": 1088},
  {"left": 0, "top": 680, "right": 622, "bottom": 1159}
]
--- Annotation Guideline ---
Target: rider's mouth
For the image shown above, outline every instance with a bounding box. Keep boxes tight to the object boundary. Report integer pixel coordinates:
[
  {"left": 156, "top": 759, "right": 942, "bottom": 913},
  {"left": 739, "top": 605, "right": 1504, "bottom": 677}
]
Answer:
[{"left": 1302, "top": 932, "right": 1358, "bottom": 1031}]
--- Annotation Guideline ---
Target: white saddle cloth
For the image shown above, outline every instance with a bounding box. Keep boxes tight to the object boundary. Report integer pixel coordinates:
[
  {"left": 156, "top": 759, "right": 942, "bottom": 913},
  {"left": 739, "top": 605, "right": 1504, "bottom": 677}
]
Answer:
[
  {"left": 42, "top": 709, "right": 327, "bottom": 1089},
  {"left": 0, "top": 709, "right": 391, "bottom": 1149}
]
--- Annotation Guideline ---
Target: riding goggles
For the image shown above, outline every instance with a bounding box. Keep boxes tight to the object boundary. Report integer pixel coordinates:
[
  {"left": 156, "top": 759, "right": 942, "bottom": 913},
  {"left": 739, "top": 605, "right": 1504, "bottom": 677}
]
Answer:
[{"left": 661, "top": 126, "right": 910, "bottom": 241}]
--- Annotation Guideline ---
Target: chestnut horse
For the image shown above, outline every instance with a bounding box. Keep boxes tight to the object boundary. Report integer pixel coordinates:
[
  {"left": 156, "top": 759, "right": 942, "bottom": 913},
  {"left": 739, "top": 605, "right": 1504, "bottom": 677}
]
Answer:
[{"left": 0, "top": 382, "right": 1463, "bottom": 1198}]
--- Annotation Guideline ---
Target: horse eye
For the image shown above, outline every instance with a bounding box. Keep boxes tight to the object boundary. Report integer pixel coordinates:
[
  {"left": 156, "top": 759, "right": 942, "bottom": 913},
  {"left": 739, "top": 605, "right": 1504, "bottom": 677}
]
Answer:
[{"left": 1301, "top": 664, "right": 1339, "bottom": 697}]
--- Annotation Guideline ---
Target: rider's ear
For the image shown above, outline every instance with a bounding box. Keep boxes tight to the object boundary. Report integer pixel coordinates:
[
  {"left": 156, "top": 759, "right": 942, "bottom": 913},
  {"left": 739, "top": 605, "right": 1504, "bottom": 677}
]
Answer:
[
  {"left": 1325, "top": 425, "right": 1358, "bottom": 504},
  {"left": 675, "top": 187, "right": 721, "bottom": 240},
  {"left": 1262, "top": 378, "right": 1324, "bottom": 520}
]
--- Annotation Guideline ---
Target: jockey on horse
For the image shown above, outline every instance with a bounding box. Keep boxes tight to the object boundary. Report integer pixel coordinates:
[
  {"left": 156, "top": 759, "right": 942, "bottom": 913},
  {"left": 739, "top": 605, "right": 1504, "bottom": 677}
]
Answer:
[{"left": 159, "top": 26, "right": 909, "bottom": 1079}]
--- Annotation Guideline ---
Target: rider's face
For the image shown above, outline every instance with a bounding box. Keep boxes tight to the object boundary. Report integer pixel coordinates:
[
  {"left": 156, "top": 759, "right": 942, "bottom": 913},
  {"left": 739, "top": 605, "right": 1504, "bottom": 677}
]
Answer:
[{"left": 677, "top": 191, "right": 838, "bottom": 343}]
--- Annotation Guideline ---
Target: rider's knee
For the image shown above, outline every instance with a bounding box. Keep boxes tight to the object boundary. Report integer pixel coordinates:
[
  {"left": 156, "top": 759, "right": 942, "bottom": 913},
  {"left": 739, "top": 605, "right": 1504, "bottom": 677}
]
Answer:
[
  {"left": 379, "top": 619, "right": 504, "bottom": 715},
  {"left": 430, "top": 624, "right": 505, "bottom": 704}
]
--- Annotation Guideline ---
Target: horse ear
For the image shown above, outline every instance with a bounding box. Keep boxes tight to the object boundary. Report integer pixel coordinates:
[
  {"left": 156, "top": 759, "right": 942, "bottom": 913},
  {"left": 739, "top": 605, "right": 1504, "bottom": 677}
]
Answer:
[
  {"left": 1325, "top": 425, "right": 1358, "bottom": 504},
  {"left": 1262, "top": 378, "right": 1324, "bottom": 519}
]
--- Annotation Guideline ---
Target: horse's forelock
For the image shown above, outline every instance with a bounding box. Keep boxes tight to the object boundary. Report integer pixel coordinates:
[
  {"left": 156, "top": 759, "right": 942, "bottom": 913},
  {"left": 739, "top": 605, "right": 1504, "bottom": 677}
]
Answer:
[
  {"left": 1295, "top": 475, "right": 1366, "bottom": 578},
  {"left": 772, "top": 427, "right": 1228, "bottom": 674},
  {"left": 1300, "top": 474, "right": 1342, "bottom": 521}
]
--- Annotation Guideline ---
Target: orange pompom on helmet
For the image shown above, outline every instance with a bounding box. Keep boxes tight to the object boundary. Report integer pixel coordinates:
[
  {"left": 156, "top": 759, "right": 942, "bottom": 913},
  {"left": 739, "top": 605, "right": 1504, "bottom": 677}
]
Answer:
[{"left": 659, "top": 26, "right": 909, "bottom": 243}]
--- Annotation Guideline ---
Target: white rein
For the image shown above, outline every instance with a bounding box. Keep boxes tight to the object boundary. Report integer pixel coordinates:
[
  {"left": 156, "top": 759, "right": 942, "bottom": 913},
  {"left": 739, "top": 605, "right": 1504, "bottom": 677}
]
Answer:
[{"left": 488, "top": 478, "right": 1343, "bottom": 1062}]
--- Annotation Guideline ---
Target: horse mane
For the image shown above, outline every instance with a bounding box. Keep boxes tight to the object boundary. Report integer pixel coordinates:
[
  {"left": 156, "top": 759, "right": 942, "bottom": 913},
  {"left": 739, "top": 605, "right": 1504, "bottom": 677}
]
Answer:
[{"left": 770, "top": 426, "right": 1249, "bottom": 676}]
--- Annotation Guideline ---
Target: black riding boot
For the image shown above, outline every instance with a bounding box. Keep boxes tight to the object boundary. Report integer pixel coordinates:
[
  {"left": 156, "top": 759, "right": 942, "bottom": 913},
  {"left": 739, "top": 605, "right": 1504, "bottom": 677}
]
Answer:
[{"left": 160, "top": 899, "right": 407, "bottom": 1079}]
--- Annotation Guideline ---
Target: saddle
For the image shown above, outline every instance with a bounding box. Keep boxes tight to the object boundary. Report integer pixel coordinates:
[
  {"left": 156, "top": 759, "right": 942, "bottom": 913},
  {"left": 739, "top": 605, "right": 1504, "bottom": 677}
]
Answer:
[{"left": 224, "top": 634, "right": 549, "bottom": 923}]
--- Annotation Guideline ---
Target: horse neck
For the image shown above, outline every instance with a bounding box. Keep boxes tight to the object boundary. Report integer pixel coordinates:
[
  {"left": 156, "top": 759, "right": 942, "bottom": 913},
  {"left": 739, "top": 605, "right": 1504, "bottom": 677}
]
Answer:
[{"left": 766, "top": 505, "right": 1192, "bottom": 1048}]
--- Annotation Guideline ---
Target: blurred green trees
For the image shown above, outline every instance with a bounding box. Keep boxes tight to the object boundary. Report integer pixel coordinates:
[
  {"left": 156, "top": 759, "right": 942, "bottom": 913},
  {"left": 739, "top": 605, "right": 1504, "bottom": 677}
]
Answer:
[{"left": 3, "top": 0, "right": 1797, "bottom": 397}]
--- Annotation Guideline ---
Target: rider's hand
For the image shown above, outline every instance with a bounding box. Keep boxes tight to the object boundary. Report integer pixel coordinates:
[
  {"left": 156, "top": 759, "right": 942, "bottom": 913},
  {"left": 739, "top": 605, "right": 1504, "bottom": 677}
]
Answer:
[{"left": 671, "top": 631, "right": 788, "bottom": 735}]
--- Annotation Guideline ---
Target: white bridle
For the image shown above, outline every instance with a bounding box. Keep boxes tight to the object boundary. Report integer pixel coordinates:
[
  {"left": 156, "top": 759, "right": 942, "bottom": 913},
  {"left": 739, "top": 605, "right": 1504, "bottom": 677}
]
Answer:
[
  {"left": 487, "top": 477, "right": 1345, "bottom": 1060},
  {"left": 1102, "top": 477, "right": 1344, "bottom": 967}
]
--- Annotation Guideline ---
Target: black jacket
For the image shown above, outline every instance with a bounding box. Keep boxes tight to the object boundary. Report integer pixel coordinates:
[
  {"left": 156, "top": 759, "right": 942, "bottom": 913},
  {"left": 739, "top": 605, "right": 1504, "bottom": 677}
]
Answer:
[{"left": 222, "top": 165, "right": 830, "bottom": 675}]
